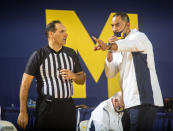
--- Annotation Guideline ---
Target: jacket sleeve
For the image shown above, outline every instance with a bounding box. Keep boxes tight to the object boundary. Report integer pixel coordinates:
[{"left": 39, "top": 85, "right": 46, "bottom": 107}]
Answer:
[
  {"left": 87, "top": 109, "right": 110, "bottom": 131},
  {"left": 116, "top": 32, "right": 149, "bottom": 52},
  {"left": 105, "top": 52, "right": 122, "bottom": 78}
]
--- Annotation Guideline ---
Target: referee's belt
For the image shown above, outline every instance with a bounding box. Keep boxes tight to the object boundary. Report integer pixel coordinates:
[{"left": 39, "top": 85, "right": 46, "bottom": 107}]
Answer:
[{"left": 38, "top": 95, "right": 73, "bottom": 103}]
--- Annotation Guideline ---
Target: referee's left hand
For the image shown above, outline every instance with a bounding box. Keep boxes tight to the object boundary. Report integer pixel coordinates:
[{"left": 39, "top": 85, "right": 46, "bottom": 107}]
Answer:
[{"left": 60, "top": 69, "right": 74, "bottom": 80}]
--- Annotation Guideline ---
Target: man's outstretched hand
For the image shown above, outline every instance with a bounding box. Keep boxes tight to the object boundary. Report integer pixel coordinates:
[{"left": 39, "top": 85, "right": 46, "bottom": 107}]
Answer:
[{"left": 92, "top": 36, "right": 107, "bottom": 51}]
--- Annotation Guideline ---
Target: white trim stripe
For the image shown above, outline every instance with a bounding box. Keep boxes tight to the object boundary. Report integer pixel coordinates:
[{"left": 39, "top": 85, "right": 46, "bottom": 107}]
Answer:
[
  {"left": 54, "top": 53, "right": 63, "bottom": 98},
  {"left": 45, "top": 58, "right": 52, "bottom": 96},
  {"left": 49, "top": 54, "right": 58, "bottom": 98},
  {"left": 59, "top": 53, "right": 67, "bottom": 98},
  {"left": 64, "top": 53, "right": 72, "bottom": 98},
  {"left": 40, "top": 64, "right": 47, "bottom": 95}
]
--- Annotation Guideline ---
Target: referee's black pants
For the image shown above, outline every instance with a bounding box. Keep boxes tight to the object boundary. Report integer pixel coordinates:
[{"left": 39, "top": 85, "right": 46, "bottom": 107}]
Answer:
[
  {"left": 122, "top": 105, "right": 158, "bottom": 131},
  {"left": 35, "top": 96, "right": 76, "bottom": 131}
]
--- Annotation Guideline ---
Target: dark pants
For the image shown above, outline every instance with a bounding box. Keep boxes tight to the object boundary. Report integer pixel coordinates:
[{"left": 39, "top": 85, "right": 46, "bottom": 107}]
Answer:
[
  {"left": 122, "top": 105, "right": 158, "bottom": 131},
  {"left": 35, "top": 96, "right": 76, "bottom": 131}
]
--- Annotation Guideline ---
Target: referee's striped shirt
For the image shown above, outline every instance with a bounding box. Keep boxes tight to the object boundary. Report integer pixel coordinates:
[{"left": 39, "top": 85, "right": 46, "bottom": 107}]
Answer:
[{"left": 24, "top": 45, "right": 83, "bottom": 98}]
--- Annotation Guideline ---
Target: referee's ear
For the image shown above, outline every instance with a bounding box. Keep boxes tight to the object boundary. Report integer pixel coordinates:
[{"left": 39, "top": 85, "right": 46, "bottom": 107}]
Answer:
[{"left": 48, "top": 31, "right": 54, "bottom": 39}]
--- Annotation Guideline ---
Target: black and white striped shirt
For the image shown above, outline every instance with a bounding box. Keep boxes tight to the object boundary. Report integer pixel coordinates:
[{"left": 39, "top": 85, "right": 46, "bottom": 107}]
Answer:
[{"left": 24, "top": 45, "right": 83, "bottom": 98}]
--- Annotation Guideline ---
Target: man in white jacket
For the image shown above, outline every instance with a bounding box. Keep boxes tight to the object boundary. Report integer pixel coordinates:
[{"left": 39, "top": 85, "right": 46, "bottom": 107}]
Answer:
[
  {"left": 87, "top": 91, "right": 124, "bottom": 131},
  {"left": 92, "top": 12, "right": 163, "bottom": 131}
]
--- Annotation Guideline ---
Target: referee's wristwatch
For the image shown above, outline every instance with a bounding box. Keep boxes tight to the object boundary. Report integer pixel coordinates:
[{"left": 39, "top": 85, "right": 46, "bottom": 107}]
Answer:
[{"left": 106, "top": 43, "right": 113, "bottom": 50}]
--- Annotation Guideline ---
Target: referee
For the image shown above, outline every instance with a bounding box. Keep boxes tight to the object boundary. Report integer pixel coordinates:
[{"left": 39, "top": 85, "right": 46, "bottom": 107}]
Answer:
[{"left": 17, "top": 20, "right": 86, "bottom": 131}]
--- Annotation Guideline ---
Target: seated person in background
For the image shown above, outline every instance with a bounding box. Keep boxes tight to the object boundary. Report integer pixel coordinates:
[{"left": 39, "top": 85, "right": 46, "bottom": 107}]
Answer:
[{"left": 87, "top": 91, "right": 124, "bottom": 131}]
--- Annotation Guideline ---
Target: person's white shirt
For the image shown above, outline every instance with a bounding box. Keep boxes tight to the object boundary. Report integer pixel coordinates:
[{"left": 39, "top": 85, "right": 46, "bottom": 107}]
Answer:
[
  {"left": 87, "top": 97, "right": 123, "bottom": 131},
  {"left": 105, "top": 29, "right": 163, "bottom": 109}
]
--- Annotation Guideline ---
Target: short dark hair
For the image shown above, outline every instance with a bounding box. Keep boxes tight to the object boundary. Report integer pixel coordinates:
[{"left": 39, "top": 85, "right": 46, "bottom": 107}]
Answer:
[
  {"left": 45, "top": 20, "right": 61, "bottom": 38},
  {"left": 113, "top": 12, "right": 130, "bottom": 23}
]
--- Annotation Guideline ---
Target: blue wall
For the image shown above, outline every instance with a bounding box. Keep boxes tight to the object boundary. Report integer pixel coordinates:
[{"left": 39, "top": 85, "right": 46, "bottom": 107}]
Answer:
[{"left": 0, "top": 0, "right": 173, "bottom": 107}]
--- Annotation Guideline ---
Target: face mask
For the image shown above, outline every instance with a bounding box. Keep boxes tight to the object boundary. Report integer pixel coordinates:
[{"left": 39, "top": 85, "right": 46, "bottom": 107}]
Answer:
[
  {"left": 114, "top": 31, "right": 126, "bottom": 39},
  {"left": 114, "top": 24, "right": 127, "bottom": 39}
]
